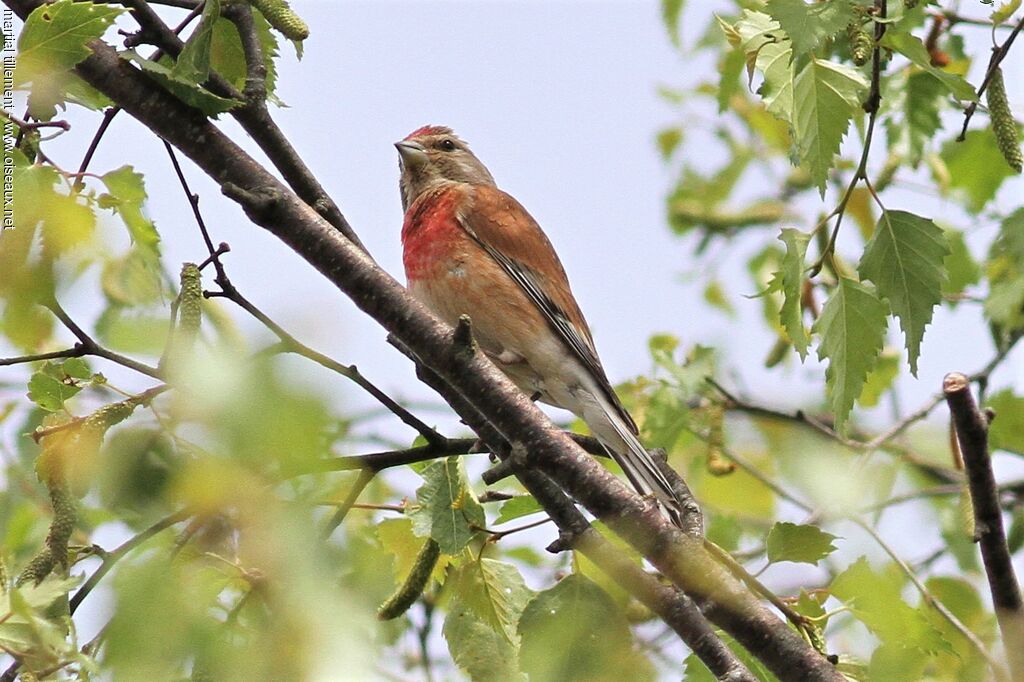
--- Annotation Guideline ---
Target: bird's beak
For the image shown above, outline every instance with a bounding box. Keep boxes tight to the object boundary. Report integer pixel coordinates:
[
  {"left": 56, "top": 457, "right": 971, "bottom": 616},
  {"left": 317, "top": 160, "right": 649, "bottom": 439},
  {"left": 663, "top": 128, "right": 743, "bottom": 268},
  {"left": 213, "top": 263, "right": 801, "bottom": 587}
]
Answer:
[{"left": 394, "top": 140, "right": 428, "bottom": 167}]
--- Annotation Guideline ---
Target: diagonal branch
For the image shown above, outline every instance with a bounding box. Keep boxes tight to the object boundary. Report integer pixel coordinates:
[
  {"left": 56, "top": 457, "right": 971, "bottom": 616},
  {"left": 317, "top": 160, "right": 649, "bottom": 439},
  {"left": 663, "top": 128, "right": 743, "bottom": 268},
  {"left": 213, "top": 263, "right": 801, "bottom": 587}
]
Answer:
[{"left": 0, "top": 2, "right": 842, "bottom": 675}]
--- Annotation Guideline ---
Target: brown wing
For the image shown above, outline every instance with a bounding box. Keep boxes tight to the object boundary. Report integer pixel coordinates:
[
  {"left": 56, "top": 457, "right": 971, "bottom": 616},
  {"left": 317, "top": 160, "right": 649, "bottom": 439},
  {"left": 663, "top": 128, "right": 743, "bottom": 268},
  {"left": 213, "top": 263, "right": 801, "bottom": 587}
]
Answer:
[{"left": 457, "top": 184, "right": 638, "bottom": 434}]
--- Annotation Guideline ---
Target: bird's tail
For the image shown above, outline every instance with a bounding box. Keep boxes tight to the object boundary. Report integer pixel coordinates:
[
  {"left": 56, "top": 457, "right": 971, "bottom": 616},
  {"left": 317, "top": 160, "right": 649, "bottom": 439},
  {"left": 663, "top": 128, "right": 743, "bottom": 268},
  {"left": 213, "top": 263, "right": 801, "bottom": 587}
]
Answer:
[{"left": 581, "top": 382, "right": 686, "bottom": 528}]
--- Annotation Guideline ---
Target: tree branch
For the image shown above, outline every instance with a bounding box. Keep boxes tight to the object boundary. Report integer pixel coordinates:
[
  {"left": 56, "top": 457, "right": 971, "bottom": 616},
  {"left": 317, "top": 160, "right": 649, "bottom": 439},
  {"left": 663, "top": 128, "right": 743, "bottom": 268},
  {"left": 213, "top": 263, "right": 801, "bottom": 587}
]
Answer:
[
  {"left": 410, "top": 361, "right": 758, "bottom": 682},
  {"left": 121, "top": 0, "right": 368, "bottom": 251},
  {"left": 944, "top": 372, "right": 1024, "bottom": 680},
  {"left": 0, "top": 3, "right": 841, "bottom": 675}
]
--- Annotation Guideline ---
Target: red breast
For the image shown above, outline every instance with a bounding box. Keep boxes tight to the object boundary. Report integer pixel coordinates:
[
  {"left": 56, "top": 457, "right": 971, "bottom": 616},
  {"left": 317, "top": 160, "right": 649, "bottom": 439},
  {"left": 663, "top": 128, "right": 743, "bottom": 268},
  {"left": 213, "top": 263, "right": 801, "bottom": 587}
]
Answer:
[{"left": 402, "top": 185, "right": 468, "bottom": 282}]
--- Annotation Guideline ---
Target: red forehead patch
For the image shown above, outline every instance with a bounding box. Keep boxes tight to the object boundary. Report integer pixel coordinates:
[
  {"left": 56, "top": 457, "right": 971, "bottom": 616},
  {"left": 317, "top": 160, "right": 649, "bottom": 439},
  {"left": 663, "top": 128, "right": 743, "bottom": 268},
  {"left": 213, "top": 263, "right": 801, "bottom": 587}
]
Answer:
[{"left": 405, "top": 125, "right": 453, "bottom": 140}]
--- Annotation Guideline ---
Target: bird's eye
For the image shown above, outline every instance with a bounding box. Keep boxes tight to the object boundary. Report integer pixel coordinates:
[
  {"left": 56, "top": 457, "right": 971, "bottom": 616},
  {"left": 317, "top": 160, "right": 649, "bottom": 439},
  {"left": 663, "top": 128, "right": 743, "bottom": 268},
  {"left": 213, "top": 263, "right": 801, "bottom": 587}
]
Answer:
[{"left": 439, "top": 139, "right": 457, "bottom": 151}]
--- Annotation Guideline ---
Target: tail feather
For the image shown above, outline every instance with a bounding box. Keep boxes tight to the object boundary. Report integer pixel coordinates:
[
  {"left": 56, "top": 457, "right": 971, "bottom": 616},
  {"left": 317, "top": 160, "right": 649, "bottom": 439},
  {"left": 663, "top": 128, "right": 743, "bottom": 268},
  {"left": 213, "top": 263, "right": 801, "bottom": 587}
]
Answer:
[{"left": 601, "top": 409, "right": 685, "bottom": 528}]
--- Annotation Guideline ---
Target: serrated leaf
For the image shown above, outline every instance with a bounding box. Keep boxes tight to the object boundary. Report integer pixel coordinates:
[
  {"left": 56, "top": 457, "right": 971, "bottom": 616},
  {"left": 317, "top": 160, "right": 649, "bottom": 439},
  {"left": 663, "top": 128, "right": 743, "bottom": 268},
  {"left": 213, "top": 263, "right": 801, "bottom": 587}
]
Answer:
[
  {"left": 766, "top": 0, "right": 854, "bottom": 56},
  {"left": 495, "top": 495, "right": 545, "bottom": 525},
  {"left": 772, "top": 228, "right": 811, "bottom": 359},
  {"left": 100, "top": 166, "right": 160, "bottom": 256},
  {"left": 766, "top": 521, "right": 839, "bottom": 565},
  {"left": 174, "top": 0, "right": 221, "bottom": 83},
  {"left": 792, "top": 58, "right": 869, "bottom": 194},
  {"left": 410, "top": 457, "right": 485, "bottom": 554},
  {"left": 941, "top": 129, "right": 1016, "bottom": 213},
  {"left": 831, "top": 557, "right": 953, "bottom": 654},
  {"left": 884, "top": 70, "right": 945, "bottom": 166},
  {"left": 987, "top": 390, "right": 1024, "bottom": 454},
  {"left": 14, "top": 0, "right": 122, "bottom": 119},
  {"left": 123, "top": 51, "right": 241, "bottom": 115},
  {"left": 813, "top": 278, "right": 888, "bottom": 432},
  {"left": 518, "top": 574, "right": 653, "bottom": 682},
  {"left": 452, "top": 559, "right": 533, "bottom": 644},
  {"left": 880, "top": 31, "right": 976, "bottom": 102},
  {"left": 858, "top": 210, "right": 948, "bottom": 375},
  {"left": 737, "top": 11, "right": 794, "bottom": 121}
]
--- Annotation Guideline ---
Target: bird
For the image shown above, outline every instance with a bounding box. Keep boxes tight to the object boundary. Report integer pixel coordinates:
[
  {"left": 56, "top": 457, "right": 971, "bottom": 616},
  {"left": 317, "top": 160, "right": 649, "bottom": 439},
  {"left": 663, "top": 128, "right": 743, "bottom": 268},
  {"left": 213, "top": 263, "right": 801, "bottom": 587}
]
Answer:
[{"left": 395, "top": 125, "right": 683, "bottom": 527}]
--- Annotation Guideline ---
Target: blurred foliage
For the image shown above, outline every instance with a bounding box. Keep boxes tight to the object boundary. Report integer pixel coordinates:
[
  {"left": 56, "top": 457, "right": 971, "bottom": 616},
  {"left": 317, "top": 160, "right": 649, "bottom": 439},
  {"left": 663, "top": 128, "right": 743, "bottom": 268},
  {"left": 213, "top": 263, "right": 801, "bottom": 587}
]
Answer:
[{"left": 0, "top": 0, "right": 1022, "bottom": 680}]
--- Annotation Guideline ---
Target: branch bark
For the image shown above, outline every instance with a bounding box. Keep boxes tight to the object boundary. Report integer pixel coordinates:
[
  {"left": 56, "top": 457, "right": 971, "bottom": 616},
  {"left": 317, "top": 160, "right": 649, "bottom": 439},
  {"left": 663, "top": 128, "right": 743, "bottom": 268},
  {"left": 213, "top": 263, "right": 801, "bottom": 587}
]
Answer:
[
  {"left": 944, "top": 372, "right": 1024, "bottom": 680},
  {"left": 1, "top": 1, "right": 839, "bottom": 676}
]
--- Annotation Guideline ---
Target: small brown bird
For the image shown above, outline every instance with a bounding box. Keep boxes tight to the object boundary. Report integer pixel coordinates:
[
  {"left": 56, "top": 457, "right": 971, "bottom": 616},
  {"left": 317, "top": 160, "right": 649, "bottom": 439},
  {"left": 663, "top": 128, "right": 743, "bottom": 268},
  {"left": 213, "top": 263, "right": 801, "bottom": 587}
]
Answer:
[{"left": 396, "top": 126, "right": 682, "bottom": 526}]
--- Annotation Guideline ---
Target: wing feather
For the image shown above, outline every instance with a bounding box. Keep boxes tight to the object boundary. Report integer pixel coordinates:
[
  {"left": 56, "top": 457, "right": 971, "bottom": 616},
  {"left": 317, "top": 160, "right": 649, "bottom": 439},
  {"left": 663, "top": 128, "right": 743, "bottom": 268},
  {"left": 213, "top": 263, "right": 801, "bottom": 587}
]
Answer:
[{"left": 457, "top": 185, "right": 638, "bottom": 434}]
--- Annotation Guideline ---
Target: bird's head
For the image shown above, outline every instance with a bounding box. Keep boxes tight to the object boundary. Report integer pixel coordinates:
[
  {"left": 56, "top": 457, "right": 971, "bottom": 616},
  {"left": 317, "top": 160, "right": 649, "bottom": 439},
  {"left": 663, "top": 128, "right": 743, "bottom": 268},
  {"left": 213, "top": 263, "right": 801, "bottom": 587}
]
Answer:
[{"left": 395, "top": 126, "right": 496, "bottom": 210}]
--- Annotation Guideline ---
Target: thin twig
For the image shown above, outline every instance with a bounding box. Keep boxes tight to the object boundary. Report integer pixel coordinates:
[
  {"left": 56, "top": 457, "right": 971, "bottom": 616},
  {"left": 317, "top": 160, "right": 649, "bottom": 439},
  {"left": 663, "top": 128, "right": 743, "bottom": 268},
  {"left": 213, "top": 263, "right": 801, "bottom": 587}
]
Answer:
[
  {"left": 0, "top": 346, "right": 87, "bottom": 367},
  {"left": 958, "top": 14, "right": 1024, "bottom": 140},
  {"left": 161, "top": 141, "right": 446, "bottom": 447},
  {"left": 69, "top": 509, "right": 191, "bottom": 613},
  {"left": 808, "top": 0, "right": 887, "bottom": 277},
  {"left": 44, "top": 299, "right": 162, "bottom": 379},
  {"left": 320, "top": 468, "right": 375, "bottom": 539}
]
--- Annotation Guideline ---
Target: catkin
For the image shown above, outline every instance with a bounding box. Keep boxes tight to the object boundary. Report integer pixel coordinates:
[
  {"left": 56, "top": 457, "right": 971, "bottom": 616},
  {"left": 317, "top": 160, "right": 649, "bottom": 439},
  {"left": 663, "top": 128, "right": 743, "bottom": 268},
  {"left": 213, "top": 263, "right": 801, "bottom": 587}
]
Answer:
[
  {"left": 987, "top": 67, "right": 1022, "bottom": 173},
  {"left": 247, "top": 0, "right": 309, "bottom": 41},
  {"left": 848, "top": 21, "right": 872, "bottom": 66},
  {"left": 176, "top": 262, "right": 203, "bottom": 353},
  {"left": 378, "top": 538, "right": 441, "bottom": 620}
]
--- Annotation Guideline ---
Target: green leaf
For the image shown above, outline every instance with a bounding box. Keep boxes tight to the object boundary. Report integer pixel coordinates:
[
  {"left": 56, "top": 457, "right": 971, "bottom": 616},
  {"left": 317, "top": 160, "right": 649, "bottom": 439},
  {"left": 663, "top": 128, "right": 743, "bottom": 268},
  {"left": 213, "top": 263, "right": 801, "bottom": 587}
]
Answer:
[
  {"left": 772, "top": 228, "right": 811, "bottom": 359},
  {"left": 100, "top": 166, "right": 161, "bottom": 256},
  {"left": 992, "top": 0, "right": 1023, "bottom": 25},
  {"left": 661, "top": 0, "right": 685, "bottom": 47},
  {"left": 656, "top": 128, "right": 683, "bottom": 161},
  {"left": 27, "top": 370, "right": 80, "bottom": 411},
  {"left": 884, "top": 70, "right": 945, "bottom": 167},
  {"left": 831, "top": 557, "right": 952, "bottom": 654},
  {"left": 174, "top": 0, "right": 221, "bottom": 83},
  {"left": 792, "top": 58, "right": 869, "bottom": 194},
  {"left": 495, "top": 495, "right": 545, "bottom": 525},
  {"left": 95, "top": 305, "right": 169, "bottom": 354},
  {"left": 717, "top": 39, "right": 746, "bottom": 113},
  {"left": 858, "top": 210, "right": 949, "bottom": 375},
  {"left": 101, "top": 248, "right": 164, "bottom": 307},
  {"left": 62, "top": 357, "right": 92, "bottom": 380},
  {"left": 410, "top": 457, "right": 485, "bottom": 554},
  {"left": 518, "top": 574, "right": 653, "bottom": 682},
  {"left": 451, "top": 558, "right": 533, "bottom": 644},
  {"left": 377, "top": 517, "right": 448, "bottom": 588},
  {"left": 812, "top": 278, "right": 888, "bottom": 432},
  {"left": 941, "top": 129, "right": 1016, "bottom": 213},
  {"left": 443, "top": 592, "right": 523, "bottom": 682},
  {"left": 14, "top": 0, "right": 122, "bottom": 118},
  {"left": 123, "top": 52, "right": 241, "bottom": 116},
  {"left": 987, "top": 390, "right": 1024, "bottom": 454},
  {"left": 880, "top": 31, "right": 976, "bottom": 102},
  {"left": 858, "top": 348, "right": 899, "bottom": 407},
  {"left": 766, "top": 521, "right": 839, "bottom": 565},
  {"left": 766, "top": 0, "right": 854, "bottom": 56},
  {"left": 942, "top": 229, "right": 980, "bottom": 297},
  {"left": 737, "top": 11, "right": 794, "bottom": 122}
]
